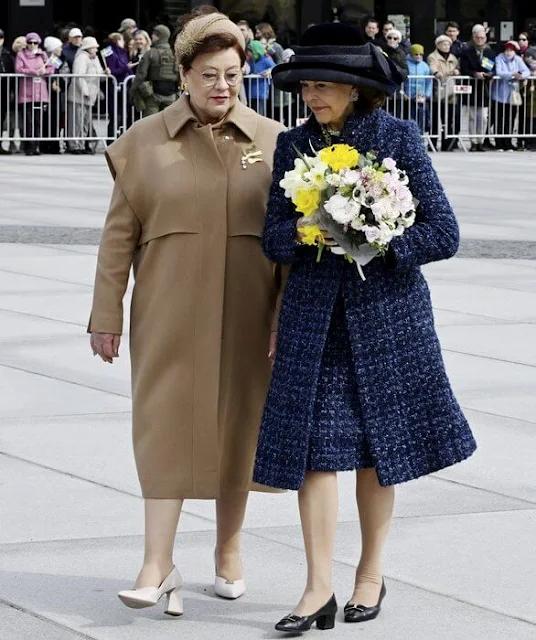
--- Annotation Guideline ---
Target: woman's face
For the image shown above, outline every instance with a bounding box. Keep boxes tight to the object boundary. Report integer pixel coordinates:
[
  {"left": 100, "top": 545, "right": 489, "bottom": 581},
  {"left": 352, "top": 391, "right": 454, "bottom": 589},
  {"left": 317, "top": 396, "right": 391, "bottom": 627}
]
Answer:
[
  {"left": 300, "top": 81, "right": 354, "bottom": 127},
  {"left": 181, "top": 48, "right": 242, "bottom": 124},
  {"left": 437, "top": 40, "right": 451, "bottom": 54},
  {"left": 504, "top": 48, "right": 517, "bottom": 60},
  {"left": 116, "top": 36, "right": 125, "bottom": 49},
  {"left": 27, "top": 40, "right": 40, "bottom": 52},
  {"left": 134, "top": 34, "right": 147, "bottom": 50},
  {"left": 87, "top": 47, "right": 98, "bottom": 58},
  {"left": 386, "top": 34, "right": 400, "bottom": 49}
]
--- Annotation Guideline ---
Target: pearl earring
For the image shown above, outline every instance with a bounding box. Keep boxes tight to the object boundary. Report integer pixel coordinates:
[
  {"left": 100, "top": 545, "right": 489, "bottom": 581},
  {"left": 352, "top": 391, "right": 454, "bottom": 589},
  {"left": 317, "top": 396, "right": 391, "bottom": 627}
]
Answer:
[
  {"left": 181, "top": 82, "right": 189, "bottom": 95},
  {"left": 351, "top": 91, "right": 359, "bottom": 102}
]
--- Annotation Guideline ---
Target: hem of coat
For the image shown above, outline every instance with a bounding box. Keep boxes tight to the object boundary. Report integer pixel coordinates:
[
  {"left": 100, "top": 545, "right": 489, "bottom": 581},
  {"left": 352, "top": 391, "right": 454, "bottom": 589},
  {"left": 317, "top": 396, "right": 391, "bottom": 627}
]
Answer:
[
  {"left": 375, "top": 439, "right": 478, "bottom": 487},
  {"left": 140, "top": 482, "right": 285, "bottom": 499},
  {"left": 253, "top": 440, "right": 477, "bottom": 491}
]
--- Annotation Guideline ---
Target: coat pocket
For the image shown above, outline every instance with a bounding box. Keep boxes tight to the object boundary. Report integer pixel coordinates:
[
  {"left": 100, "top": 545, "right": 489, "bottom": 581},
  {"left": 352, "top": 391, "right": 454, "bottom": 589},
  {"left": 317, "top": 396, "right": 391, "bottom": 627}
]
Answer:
[{"left": 139, "top": 216, "right": 199, "bottom": 245}]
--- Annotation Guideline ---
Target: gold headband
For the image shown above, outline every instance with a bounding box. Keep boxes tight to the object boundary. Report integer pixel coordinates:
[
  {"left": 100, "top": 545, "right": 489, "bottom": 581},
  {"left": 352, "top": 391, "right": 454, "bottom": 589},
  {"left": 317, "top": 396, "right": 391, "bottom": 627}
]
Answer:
[{"left": 175, "top": 13, "right": 246, "bottom": 64}]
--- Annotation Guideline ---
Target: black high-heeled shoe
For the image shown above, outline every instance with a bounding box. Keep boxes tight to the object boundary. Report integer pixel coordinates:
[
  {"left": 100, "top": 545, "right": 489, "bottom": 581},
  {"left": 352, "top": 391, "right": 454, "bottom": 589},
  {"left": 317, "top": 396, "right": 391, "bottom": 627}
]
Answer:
[
  {"left": 275, "top": 594, "right": 337, "bottom": 633},
  {"left": 344, "top": 579, "right": 386, "bottom": 623}
]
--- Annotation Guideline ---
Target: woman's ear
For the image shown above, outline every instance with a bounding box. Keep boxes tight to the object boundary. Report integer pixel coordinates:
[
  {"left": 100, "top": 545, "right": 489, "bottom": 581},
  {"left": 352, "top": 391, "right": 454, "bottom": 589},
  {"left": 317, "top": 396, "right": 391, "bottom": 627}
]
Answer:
[{"left": 178, "top": 64, "right": 186, "bottom": 86}]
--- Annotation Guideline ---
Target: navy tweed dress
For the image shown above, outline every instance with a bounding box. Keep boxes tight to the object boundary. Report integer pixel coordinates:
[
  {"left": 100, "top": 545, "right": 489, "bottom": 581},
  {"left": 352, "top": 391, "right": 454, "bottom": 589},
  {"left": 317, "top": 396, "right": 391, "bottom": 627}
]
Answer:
[{"left": 253, "top": 109, "right": 477, "bottom": 491}]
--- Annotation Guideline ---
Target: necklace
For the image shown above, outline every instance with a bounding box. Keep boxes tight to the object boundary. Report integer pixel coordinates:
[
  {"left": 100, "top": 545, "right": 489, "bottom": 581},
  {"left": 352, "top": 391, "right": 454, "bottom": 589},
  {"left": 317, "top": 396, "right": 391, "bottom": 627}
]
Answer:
[{"left": 321, "top": 125, "right": 341, "bottom": 147}]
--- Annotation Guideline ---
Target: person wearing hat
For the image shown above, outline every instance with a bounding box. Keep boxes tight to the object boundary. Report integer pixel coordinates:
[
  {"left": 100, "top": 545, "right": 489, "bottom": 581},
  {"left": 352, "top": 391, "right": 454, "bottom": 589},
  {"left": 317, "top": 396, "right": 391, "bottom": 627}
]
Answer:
[
  {"left": 490, "top": 40, "right": 530, "bottom": 151},
  {"left": 245, "top": 39, "right": 275, "bottom": 116},
  {"left": 252, "top": 22, "right": 476, "bottom": 632},
  {"left": 460, "top": 25, "right": 497, "bottom": 151},
  {"left": 0, "top": 28, "right": 15, "bottom": 154},
  {"left": 89, "top": 11, "right": 285, "bottom": 614},
  {"left": 428, "top": 35, "right": 461, "bottom": 151},
  {"left": 131, "top": 24, "right": 178, "bottom": 117},
  {"left": 40, "top": 36, "right": 67, "bottom": 154},
  {"left": 119, "top": 18, "right": 138, "bottom": 52},
  {"left": 404, "top": 44, "right": 433, "bottom": 134},
  {"left": 14, "top": 32, "right": 55, "bottom": 155},
  {"left": 66, "top": 36, "right": 106, "bottom": 154},
  {"left": 63, "top": 27, "right": 83, "bottom": 72}
]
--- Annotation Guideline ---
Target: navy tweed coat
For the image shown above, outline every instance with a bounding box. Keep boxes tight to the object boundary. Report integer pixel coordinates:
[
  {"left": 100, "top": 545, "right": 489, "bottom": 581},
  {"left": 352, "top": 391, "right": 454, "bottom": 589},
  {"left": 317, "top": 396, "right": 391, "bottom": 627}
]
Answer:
[{"left": 253, "top": 108, "right": 477, "bottom": 490}]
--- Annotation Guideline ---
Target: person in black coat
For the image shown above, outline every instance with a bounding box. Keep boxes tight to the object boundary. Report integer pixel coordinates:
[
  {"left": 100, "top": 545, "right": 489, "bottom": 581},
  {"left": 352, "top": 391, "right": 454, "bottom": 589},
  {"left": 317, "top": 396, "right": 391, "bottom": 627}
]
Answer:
[
  {"left": 0, "top": 29, "right": 15, "bottom": 154},
  {"left": 445, "top": 21, "right": 466, "bottom": 58},
  {"left": 460, "top": 24, "right": 496, "bottom": 151},
  {"left": 253, "top": 23, "right": 476, "bottom": 633}
]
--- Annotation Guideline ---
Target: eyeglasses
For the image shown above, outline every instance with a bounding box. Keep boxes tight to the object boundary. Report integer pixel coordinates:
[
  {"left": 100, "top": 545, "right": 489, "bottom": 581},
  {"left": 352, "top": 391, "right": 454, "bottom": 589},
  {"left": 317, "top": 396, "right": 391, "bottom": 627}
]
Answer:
[
  {"left": 190, "top": 67, "right": 242, "bottom": 87},
  {"left": 28, "top": 41, "right": 39, "bottom": 45},
  {"left": 387, "top": 36, "right": 400, "bottom": 41}
]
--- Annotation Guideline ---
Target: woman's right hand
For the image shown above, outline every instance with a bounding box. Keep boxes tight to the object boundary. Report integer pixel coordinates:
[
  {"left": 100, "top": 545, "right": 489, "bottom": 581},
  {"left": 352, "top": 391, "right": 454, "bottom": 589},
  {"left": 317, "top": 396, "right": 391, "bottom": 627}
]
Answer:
[
  {"left": 90, "top": 332, "right": 121, "bottom": 364},
  {"left": 296, "top": 217, "right": 337, "bottom": 246}
]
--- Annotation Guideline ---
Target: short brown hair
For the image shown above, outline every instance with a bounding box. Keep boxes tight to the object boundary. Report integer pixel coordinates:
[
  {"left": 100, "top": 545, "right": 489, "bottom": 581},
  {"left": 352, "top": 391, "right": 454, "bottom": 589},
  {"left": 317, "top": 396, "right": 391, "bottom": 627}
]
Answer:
[
  {"left": 356, "top": 86, "right": 387, "bottom": 114},
  {"left": 256, "top": 22, "right": 276, "bottom": 40},
  {"left": 178, "top": 32, "right": 246, "bottom": 70}
]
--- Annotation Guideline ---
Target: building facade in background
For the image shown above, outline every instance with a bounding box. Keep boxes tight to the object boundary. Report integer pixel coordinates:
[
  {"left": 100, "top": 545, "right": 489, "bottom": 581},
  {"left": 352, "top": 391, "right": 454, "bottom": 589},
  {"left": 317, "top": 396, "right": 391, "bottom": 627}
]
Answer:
[{"left": 2, "top": 0, "right": 535, "bottom": 53}]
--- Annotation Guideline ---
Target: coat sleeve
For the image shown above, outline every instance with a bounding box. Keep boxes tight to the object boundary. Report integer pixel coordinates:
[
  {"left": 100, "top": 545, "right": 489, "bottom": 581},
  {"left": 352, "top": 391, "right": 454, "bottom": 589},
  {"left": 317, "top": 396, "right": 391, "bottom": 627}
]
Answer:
[
  {"left": 261, "top": 131, "right": 299, "bottom": 264},
  {"left": 88, "top": 169, "right": 141, "bottom": 334},
  {"left": 386, "top": 120, "right": 459, "bottom": 270}
]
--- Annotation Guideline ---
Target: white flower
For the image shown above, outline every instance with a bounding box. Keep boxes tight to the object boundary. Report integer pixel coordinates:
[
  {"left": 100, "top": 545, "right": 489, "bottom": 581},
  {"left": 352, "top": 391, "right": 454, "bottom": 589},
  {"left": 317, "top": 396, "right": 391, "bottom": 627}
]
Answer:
[
  {"left": 371, "top": 198, "right": 397, "bottom": 222},
  {"left": 326, "top": 173, "right": 342, "bottom": 187},
  {"left": 395, "top": 185, "right": 411, "bottom": 201},
  {"left": 341, "top": 169, "right": 361, "bottom": 186},
  {"left": 294, "top": 158, "right": 308, "bottom": 174},
  {"left": 280, "top": 169, "right": 309, "bottom": 198},
  {"left": 350, "top": 216, "right": 365, "bottom": 231},
  {"left": 324, "top": 194, "right": 354, "bottom": 225},
  {"left": 382, "top": 157, "right": 397, "bottom": 171},
  {"left": 363, "top": 225, "right": 381, "bottom": 243},
  {"left": 397, "top": 170, "right": 409, "bottom": 186},
  {"left": 305, "top": 161, "right": 329, "bottom": 190}
]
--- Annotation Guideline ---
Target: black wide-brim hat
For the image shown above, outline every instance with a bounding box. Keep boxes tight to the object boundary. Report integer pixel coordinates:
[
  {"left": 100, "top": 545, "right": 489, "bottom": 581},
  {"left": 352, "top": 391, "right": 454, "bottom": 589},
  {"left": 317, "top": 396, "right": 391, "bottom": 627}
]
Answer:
[{"left": 272, "top": 23, "right": 404, "bottom": 96}]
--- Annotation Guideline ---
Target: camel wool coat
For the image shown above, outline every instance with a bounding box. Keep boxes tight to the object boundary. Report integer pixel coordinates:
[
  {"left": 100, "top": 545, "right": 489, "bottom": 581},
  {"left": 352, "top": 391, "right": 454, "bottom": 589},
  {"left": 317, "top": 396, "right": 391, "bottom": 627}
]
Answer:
[{"left": 89, "top": 95, "right": 285, "bottom": 499}]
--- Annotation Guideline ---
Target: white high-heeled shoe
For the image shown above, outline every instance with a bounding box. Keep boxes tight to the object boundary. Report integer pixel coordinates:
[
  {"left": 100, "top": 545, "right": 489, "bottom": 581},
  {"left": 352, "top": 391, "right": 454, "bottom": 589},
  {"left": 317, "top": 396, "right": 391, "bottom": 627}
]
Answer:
[
  {"left": 214, "top": 555, "right": 246, "bottom": 600},
  {"left": 118, "top": 567, "right": 183, "bottom": 616}
]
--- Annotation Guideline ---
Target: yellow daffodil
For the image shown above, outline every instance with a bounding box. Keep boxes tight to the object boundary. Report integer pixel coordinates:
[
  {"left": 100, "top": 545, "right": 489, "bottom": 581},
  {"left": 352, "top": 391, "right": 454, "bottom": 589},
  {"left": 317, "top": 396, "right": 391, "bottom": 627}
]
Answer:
[
  {"left": 298, "top": 224, "right": 324, "bottom": 246},
  {"left": 319, "top": 144, "right": 360, "bottom": 172},
  {"left": 292, "top": 187, "right": 321, "bottom": 217}
]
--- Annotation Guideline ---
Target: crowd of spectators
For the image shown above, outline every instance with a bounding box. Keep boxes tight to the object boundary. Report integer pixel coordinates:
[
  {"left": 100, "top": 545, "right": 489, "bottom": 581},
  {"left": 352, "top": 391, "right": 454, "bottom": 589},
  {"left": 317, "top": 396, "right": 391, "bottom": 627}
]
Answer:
[{"left": 1, "top": 10, "right": 536, "bottom": 155}]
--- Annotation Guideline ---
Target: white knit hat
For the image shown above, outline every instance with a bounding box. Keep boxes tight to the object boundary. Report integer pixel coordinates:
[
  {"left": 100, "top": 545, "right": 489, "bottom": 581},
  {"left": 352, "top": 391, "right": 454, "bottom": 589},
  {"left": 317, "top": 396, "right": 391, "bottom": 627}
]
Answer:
[
  {"left": 44, "top": 36, "right": 62, "bottom": 53},
  {"left": 80, "top": 36, "right": 99, "bottom": 50}
]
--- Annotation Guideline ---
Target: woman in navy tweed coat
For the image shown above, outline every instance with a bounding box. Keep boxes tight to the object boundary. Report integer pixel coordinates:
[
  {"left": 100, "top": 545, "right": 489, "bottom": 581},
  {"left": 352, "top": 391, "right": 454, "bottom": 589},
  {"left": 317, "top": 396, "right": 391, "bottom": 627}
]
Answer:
[{"left": 252, "top": 24, "right": 477, "bottom": 633}]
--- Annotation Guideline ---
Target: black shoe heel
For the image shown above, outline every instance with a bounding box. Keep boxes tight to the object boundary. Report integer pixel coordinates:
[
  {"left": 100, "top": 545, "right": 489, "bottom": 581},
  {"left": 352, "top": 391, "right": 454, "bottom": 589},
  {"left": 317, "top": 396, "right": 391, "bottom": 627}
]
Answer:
[
  {"left": 317, "top": 614, "right": 335, "bottom": 630},
  {"left": 275, "top": 594, "right": 337, "bottom": 633},
  {"left": 344, "top": 579, "right": 386, "bottom": 623}
]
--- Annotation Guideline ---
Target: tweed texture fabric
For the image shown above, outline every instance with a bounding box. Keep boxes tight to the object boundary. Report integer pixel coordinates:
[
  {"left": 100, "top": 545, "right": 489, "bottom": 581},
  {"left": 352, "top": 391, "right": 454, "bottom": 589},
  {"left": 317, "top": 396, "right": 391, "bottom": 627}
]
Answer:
[
  {"left": 309, "top": 292, "right": 375, "bottom": 472},
  {"left": 253, "top": 108, "right": 477, "bottom": 490}
]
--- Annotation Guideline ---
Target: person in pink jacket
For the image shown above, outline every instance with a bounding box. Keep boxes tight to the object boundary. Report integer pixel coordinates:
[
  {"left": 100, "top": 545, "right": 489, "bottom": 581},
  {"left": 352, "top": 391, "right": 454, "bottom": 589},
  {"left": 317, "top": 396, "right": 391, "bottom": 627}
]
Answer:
[{"left": 15, "top": 32, "right": 54, "bottom": 155}]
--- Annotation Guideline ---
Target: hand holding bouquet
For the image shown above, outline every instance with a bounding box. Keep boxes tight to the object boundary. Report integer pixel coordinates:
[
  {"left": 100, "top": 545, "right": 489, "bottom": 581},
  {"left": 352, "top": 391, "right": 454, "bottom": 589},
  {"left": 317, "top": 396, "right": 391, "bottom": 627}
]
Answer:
[{"left": 280, "top": 143, "right": 418, "bottom": 279}]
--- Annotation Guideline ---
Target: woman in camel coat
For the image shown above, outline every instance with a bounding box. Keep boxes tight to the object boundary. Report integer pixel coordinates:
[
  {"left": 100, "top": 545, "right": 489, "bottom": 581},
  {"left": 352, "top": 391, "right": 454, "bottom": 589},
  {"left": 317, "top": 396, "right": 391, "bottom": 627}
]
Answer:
[{"left": 89, "top": 12, "right": 285, "bottom": 614}]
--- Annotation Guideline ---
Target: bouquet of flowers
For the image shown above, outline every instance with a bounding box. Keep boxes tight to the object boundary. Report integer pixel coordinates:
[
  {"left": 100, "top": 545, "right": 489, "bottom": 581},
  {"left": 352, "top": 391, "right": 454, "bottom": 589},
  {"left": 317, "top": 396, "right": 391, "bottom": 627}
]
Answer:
[{"left": 280, "top": 143, "right": 418, "bottom": 279}]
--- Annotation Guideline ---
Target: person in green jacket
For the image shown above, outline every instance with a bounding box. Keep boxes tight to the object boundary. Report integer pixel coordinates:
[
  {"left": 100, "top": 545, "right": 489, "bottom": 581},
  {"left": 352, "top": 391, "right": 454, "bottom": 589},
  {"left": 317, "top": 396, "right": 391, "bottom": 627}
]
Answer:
[{"left": 131, "top": 25, "right": 178, "bottom": 117}]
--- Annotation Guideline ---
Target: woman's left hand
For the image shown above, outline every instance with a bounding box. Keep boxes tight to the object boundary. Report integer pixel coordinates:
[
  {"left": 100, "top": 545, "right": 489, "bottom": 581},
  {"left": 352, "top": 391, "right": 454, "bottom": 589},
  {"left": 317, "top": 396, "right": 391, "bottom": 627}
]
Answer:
[{"left": 268, "top": 331, "right": 277, "bottom": 363}]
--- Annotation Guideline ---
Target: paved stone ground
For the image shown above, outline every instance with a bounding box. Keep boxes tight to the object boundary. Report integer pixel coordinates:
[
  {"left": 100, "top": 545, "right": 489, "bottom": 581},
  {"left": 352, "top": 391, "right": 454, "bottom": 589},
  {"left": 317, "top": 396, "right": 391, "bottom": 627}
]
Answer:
[{"left": 0, "top": 152, "right": 535, "bottom": 639}]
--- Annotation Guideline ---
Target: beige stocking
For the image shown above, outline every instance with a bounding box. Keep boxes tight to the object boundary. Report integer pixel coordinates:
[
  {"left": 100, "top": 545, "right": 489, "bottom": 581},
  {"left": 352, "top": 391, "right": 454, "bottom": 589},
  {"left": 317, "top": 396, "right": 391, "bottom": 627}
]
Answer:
[
  {"left": 215, "top": 490, "right": 249, "bottom": 581},
  {"left": 293, "top": 471, "right": 339, "bottom": 616},
  {"left": 135, "top": 498, "right": 183, "bottom": 588},
  {"left": 351, "top": 468, "right": 395, "bottom": 606}
]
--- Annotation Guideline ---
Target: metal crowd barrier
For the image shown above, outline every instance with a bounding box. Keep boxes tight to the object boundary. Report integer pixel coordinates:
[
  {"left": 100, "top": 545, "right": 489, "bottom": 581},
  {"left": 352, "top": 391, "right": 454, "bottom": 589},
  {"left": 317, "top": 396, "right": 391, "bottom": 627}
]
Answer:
[
  {"left": 384, "top": 75, "right": 441, "bottom": 152},
  {"left": 0, "top": 73, "right": 117, "bottom": 152},
  {"left": 2, "top": 72, "right": 536, "bottom": 152},
  {"left": 444, "top": 75, "right": 536, "bottom": 151}
]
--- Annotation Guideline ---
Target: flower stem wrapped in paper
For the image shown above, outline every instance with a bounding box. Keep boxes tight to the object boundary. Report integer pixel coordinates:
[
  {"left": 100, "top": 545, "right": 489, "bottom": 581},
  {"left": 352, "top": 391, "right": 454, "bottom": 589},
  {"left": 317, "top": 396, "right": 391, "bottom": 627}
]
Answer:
[{"left": 280, "top": 142, "right": 418, "bottom": 280}]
